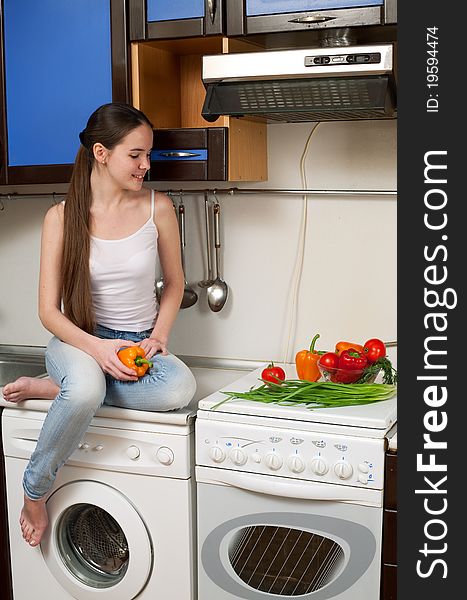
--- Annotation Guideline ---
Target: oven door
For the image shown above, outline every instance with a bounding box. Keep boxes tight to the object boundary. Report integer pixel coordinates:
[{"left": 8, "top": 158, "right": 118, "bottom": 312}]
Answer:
[{"left": 196, "top": 466, "right": 383, "bottom": 600}]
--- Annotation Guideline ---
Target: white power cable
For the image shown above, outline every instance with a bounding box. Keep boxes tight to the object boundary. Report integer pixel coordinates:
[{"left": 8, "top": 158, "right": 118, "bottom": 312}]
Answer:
[{"left": 282, "top": 123, "right": 321, "bottom": 365}]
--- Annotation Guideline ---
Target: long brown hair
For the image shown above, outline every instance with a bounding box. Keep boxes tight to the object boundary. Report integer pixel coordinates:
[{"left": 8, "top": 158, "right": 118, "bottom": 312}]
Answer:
[{"left": 62, "top": 103, "right": 153, "bottom": 333}]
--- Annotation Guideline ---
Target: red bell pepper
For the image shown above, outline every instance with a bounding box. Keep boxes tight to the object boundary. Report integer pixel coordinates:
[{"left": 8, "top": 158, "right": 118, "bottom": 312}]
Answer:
[{"left": 334, "top": 349, "right": 368, "bottom": 384}]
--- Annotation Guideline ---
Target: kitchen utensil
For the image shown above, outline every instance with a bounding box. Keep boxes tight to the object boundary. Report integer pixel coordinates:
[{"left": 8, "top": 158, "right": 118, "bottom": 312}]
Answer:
[
  {"left": 207, "top": 203, "right": 228, "bottom": 312},
  {"left": 198, "top": 191, "right": 214, "bottom": 288},
  {"left": 155, "top": 197, "right": 178, "bottom": 304},
  {"left": 179, "top": 201, "right": 198, "bottom": 309},
  {"left": 155, "top": 277, "right": 164, "bottom": 304}
]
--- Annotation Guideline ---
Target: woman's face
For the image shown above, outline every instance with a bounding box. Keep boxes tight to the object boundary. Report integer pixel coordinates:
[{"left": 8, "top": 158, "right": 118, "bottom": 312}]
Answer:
[{"left": 103, "top": 124, "right": 153, "bottom": 190}]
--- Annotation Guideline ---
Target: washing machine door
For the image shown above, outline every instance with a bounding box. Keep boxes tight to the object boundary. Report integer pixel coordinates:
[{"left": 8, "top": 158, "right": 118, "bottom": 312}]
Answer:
[{"left": 41, "top": 480, "right": 152, "bottom": 600}]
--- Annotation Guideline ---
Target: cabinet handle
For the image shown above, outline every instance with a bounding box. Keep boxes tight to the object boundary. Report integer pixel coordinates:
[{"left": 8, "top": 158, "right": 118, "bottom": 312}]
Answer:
[
  {"left": 288, "top": 15, "right": 336, "bottom": 24},
  {"left": 159, "top": 151, "right": 201, "bottom": 158},
  {"left": 207, "top": 0, "right": 216, "bottom": 25}
]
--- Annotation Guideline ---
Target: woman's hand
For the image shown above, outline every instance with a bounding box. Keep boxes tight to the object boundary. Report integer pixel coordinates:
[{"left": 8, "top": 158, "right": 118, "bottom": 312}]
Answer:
[
  {"left": 139, "top": 336, "right": 168, "bottom": 359},
  {"left": 92, "top": 338, "right": 139, "bottom": 381}
]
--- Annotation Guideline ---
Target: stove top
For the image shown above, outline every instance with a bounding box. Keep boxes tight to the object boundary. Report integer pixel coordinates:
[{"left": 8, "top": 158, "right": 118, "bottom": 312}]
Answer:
[{"left": 197, "top": 364, "right": 397, "bottom": 433}]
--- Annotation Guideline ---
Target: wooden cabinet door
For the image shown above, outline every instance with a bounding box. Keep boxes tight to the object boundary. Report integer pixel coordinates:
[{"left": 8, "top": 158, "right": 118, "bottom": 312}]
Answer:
[
  {"left": 1, "top": 0, "right": 129, "bottom": 185},
  {"left": 129, "top": 0, "right": 224, "bottom": 41}
]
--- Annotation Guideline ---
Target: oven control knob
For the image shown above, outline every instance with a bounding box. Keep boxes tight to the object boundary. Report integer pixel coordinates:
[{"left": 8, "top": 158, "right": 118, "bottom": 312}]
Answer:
[
  {"left": 156, "top": 446, "right": 174, "bottom": 465},
  {"left": 126, "top": 445, "right": 141, "bottom": 460},
  {"left": 334, "top": 460, "right": 354, "bottom": 480},
  {"left": 209, "top": 446, "right": 226, "bottom": 463},
  {"left": 230, "top": 448, "right": 248, "bottom": 466},
  {"left": 310, "top": 457, "right": 328, "bottom": 476},
  {"left": 264, "top": 452, "right": 283, "bottom": 471},
  {"left": 287, "top": 455, "right": 305, "bottom": 473}
]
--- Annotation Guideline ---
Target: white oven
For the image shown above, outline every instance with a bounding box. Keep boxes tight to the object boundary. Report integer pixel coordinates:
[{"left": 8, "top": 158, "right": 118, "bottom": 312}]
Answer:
[{"left": 195, "top": 366, "right": 397, "bottom": 600}]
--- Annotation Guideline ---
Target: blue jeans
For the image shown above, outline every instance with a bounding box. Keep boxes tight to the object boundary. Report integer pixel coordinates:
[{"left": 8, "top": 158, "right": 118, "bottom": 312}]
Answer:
[{"left": 22, "top": 324, "right": 196, "bottom": 500}]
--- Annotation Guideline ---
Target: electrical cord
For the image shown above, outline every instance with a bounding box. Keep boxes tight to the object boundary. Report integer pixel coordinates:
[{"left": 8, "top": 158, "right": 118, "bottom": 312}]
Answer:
[{"left": 282, "top": 123, "right": 321, "bottom": 364}]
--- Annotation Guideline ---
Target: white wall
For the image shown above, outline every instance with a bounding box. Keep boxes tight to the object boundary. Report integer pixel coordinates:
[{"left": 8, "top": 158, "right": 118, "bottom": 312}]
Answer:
[{"left": 0, "top": 120, "right": 396, "bottom": 361}]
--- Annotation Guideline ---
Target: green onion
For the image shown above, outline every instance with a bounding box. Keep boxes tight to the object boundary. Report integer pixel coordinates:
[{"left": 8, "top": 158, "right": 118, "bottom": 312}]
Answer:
[{"left": 211, "top": 378, "right": 397, "bottom": 411}]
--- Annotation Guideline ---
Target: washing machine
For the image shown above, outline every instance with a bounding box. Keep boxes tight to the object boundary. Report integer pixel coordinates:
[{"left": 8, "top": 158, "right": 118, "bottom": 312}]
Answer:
[{"left": 1, "top": 399, "right": 196, "bottom": 600}]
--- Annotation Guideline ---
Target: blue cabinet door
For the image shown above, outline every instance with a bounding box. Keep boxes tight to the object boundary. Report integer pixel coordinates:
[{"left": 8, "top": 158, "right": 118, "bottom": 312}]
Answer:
[
  {"left": 147, "top": 0, "right": 205, "bottom": 22},
  {"left": 129, "top": 1, "right": 223, "bottom": 40},
  {"left": 3, "top": 0, "right": 112, "bottom": 167},
  {"left": 246, "top": 1, "right": 383, "bottom": 16}
]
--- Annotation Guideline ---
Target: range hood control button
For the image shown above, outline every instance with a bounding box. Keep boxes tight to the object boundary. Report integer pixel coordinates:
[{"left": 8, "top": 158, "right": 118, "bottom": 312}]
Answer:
[{"left": 305, "top": 56, "right": 331, "bottom": 66}]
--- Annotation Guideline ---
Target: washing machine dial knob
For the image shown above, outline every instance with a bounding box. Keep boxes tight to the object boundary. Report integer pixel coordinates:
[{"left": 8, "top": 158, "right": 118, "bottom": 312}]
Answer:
[
  {"left": 334, "top": 460, "right": 354, "bottom": 480},
  {"left": 126, "top": 445, "right": 141, "bottom": 460},
  {"left": 156, "top": 446, "right": 174, "bottom": 465},
  {"left": 287, "top": 455, "right": 305, "bottom": 473},
  {"left": 209, "top": 446, "right": 226, "bottom": 463},
  {"left": 264, "top": 452, "right": 283, "bottom": 471},
  {"left": 310, "top": 457, "right": 329, "bottom": 476},
  {"left": 230, "top": 448, "right": 248, "bottom": 466}
]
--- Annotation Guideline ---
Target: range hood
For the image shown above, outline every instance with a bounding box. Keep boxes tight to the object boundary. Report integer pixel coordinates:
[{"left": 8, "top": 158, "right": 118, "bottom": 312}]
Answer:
[{"left": 201, "top": 44, "right": 396, "bottom": 123}]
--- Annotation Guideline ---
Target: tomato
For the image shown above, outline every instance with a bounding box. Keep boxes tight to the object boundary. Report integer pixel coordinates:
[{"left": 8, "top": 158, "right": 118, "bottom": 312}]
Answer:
[
  {"left": 363, "top": 338, "right": 386, "bottom": 364},
  {"left": 261, "top": 363, "right": 286, "bottom": 384},
  {"left": 318, "top": 352, "right": 339, "bottom": 370}
]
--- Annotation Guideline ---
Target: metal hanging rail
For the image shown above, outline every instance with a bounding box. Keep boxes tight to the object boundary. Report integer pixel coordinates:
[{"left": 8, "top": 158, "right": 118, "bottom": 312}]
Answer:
[
  {"left": 162, "top": 187, "right": 397, "bottom": 197},
  {"left": 0, "top": 187, "right": 397, "bottom": 206}
]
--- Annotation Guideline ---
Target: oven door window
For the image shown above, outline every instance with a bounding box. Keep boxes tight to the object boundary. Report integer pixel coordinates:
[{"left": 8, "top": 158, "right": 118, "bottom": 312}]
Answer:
[
  {"left": 229, "top": 525, "right": 344, "bottom": 595},
  {"left": 201, "top": 511, "right": 379, "bottom": 599}
]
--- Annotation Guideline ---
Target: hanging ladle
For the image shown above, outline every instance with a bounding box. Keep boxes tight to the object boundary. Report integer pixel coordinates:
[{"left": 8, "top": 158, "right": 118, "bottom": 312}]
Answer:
[
  {"left": 179, "top": 200, "right": 198, "bottom": 309},
  {"left": 207, "top": 202, "right": 228, "bottom": 312},
  {"left": 155, "top": 193, "right": 176, "bottom": 304},
  {"left": 198, "top": 191, "right": 214, "bottom": 288}
]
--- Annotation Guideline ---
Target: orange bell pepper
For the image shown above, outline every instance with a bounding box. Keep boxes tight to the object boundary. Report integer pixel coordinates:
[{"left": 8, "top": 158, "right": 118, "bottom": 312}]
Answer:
[
  {"left": 117, "top": 346, "right": 153, "bottom": 377},
  {"left": 335, "top": 341, "right": 364, "bottom": 355},
  {"left": 295, "top": 334, "right": 322, "bottom": 382}
]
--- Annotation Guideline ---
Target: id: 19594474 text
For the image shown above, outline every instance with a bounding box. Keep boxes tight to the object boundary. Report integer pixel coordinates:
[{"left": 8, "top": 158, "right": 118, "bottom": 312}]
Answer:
[{"left": 426, "top": 27, "right": 439, "bottom": 113}]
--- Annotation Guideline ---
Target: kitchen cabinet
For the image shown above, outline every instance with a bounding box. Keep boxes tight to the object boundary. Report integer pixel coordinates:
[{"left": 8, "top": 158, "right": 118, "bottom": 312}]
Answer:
[
  {"left": 381, "top": 448, "right": 397, "bottom": 600},
  {"left": 227, "top": 0, "right": 397, "bottom": 36},
  {"left": 131, "top": 37, "right": 267, "bottom": 181},
  {"left": 0, "top": 0, "right": 129, "bottom": 185},
  {"left": 149, "top": 128, "right": 227, "bottom": 181},
  {"left": 129, "top": 0, "right": 224, "bottom": 41},
  {"left": 0, "top": 7, "right": 7, "bottom": 185}
]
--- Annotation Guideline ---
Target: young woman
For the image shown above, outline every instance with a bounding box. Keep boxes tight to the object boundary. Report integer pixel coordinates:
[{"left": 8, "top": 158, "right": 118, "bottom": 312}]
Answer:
[{"left": 2, "top": 102, "right": 196, "bottom": 547}]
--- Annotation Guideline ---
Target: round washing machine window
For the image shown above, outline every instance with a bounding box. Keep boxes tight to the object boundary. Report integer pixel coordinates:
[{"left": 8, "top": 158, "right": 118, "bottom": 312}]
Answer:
[
  {"left": 41, "top": 481, "right": 153, "bottom": 600},
  {"left": 56, "top": 503, "right": 129, "bottom": 588}
]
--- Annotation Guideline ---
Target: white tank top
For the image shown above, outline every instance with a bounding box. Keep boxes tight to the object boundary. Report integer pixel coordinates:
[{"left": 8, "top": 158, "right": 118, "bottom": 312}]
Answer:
[{"left": 90, "top": 190, "right": 159, "bottom": 332}]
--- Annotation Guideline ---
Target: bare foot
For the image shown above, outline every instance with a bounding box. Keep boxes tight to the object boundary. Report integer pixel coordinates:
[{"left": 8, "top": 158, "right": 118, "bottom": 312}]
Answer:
[
  {"left": 20, "top": 495, "right": 48, "bottom": 547},
  {"left": 2, "top": 376, "right": 59, "bottom": 403}
]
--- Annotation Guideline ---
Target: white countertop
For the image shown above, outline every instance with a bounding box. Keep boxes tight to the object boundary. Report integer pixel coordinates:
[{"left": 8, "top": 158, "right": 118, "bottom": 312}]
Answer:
[{"left": 0, "top": 365, "right": 250, "bottom": 426}]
